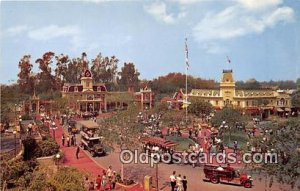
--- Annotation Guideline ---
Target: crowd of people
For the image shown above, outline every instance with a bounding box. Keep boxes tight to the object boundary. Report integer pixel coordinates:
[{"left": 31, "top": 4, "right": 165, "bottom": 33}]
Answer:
[
  {"left": 84, "top": 166, "right": 118, "bottom": 191},
  {"left": 170, "top": 171, "right": 188, "bottom": 191}
]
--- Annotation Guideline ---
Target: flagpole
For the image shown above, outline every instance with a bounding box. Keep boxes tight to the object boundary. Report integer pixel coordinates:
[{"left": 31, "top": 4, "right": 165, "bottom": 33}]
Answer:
[
  {"left": 185, "top": 56, "right": 188, "bottom": 124},
  {"left": 185, "top": 38, "right": 188, "bottom": 124}
]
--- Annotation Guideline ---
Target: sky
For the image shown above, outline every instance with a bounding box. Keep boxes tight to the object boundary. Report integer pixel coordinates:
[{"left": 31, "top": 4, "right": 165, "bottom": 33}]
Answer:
[{"left": 1, "top": 0, "right": 300, "bottom": 84}]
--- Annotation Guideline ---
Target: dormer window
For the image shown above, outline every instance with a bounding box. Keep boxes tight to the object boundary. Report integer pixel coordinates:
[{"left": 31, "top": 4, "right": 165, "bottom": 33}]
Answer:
[{"left": 74, "top": 87, "right": 78, "bottom": 92}]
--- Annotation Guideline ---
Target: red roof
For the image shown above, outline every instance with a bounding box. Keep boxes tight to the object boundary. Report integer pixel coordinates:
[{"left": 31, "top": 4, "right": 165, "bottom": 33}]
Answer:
[{"left": 141, "top": 137, "right": 178, "bottom": 148}]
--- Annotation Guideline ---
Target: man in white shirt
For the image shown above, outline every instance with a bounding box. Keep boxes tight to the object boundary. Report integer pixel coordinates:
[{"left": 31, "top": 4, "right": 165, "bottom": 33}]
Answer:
[{"left": 170, "top": 171, "right": 176, "bottom": 191}]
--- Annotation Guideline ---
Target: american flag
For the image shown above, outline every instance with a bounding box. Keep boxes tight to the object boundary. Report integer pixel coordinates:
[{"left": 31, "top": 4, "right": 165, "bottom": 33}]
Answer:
[{"left": 185, "top": 38, "right": 189, "bottom": 69}]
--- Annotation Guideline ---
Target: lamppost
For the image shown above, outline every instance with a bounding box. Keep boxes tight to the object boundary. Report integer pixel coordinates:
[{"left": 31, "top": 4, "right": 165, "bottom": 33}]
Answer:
[
  {"left": 156, "top": 162, "right": 159, "bottom": 191},
  {"left": 19, "top": 118, "right": 22, "bottom": 133},
  {"left": 13, "top": 130, "right": 17, "bottom": 156},
  {"left": 56, "top": 153, "right": 61, "bottom": 169}
]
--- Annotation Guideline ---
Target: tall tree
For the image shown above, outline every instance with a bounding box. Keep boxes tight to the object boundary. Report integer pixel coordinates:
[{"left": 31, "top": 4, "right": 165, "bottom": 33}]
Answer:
[
  {"left": 118, "top": 62, "right": 140, "bottom": 91},
  {"left": 35, "top": 51, "right": 57, "bottom": 93},
  {"left": 91, "top": 53, "right": 118, "bottom": 90},
  {"left": 291, "top": 90, "right": 300, "bottom": 108},
  {"left": 63, "top": 53, "right": 87, "bottom": 83},
  {"left": 54, "top": 53, "right": 70, "bottom": 84},
  {"left": 17, "top": 55, "right": 34, "bottom": 94}
]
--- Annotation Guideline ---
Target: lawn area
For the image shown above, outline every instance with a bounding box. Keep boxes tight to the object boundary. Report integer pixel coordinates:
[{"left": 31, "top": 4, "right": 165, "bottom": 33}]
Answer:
[
  {"left": 165, "top": 136, "right": 196, "bottom": 151},
  {"left": 222, "top": 130, "right": 249, "bottom": 149}
]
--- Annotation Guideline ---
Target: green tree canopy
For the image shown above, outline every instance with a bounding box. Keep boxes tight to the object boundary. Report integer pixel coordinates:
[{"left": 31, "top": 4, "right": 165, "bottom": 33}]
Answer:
[
  {"left": 291, "top": 90, "right": 300, "bottom": 108},
  {"left": 188, "top": 98, "right": 213, "bottom": 117},
  {"left": 211, "top": 107, "right": 247, "bottom": 127},
  {"left": 118, "top": 62, "right": 140, "bottom": 91}
]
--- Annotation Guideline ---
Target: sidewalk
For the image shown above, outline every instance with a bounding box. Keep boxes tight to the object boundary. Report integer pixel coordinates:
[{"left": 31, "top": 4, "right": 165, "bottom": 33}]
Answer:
[{"left": 51, "top": 119, "right": 145, "bottom": 191}]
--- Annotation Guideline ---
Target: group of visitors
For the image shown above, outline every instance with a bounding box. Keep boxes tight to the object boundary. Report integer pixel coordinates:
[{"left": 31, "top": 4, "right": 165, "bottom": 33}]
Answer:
[
  {"left": 170, "top": 171, "right": 188, "bottom": 191},
  {"left": 61, "top": 133, "right": 77, "bottom": 147},
  {"left": 85, "top": 166, "right": 118, "bottom": 191}
]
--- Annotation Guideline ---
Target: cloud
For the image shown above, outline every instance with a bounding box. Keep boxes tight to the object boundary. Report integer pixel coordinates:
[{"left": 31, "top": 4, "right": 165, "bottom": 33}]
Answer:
[
  {"left": 236, "top": 0, "right": 283, "bottom": 10},
  {"left": 170, "top": 0, "right": 206, "bottom": 5},
  {"left": 4, "top": 25, "right": 30, "bottom": 37},
  {"left": 144, "top": 1, "right": 184, "bottom": 24},
  {"left": 193, "top": 3, "right": 294, "bottom": 43},
  {"left": 27, "top": 25, "right": 80, "bottom": 41}
]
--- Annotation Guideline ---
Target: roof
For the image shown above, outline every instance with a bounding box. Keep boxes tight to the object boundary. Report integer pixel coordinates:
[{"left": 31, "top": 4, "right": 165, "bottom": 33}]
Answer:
[
  {"left": 235, "top": 90, "right": 275, "bottom": 97},
  {"left": 221, "top": 70, "right": 234, "bottom": 83},
  {"left": 190, "top": 89, "right": 221, "bottom": 97},
  {"left": 141, "top": 137, "right": 178, "bottom": 148},
  {"left": 77, "top": 120, "right": 99, "bottom": 129}
]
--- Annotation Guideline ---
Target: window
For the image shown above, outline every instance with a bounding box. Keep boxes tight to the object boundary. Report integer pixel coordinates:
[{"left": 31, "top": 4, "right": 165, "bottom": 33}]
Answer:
[
  {"left": 246, "top": 101, "right": 249, "bottom": 106},
  {"left": 74, "top": 87, "right": 78, "bottom": 92},
  {"left": 97, "top": 87, "right": 101, "bottom": 92},
  {"left": 216, "top": 101, "right": 218, "bottom": 106},
  {"left": 237, "top": 101, "right": 240, "bottom": 106}
]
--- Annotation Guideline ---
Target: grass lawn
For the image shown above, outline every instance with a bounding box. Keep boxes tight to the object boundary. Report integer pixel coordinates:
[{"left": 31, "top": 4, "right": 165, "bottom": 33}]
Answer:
[
  {"left": 165, "top": 136, "right": 196, "bottom": 151},
  {"left": 222, "top": 130, "right": 249, "bottom": 149}
]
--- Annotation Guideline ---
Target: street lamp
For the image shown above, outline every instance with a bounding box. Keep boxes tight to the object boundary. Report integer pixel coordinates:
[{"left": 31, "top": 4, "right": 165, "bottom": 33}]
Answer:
[
  {"left": 56, "top": 153, "right": 61, "bottom": 168},
  {"left": 13, "top": 130, "right": 17, "bottom": 156}
]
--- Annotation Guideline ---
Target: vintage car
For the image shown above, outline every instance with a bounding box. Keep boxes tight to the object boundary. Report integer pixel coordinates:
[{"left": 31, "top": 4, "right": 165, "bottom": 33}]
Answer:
[
  {"left": 203, "top": 165, "right": 253, "bottom": 188},
  {"left": 78, "top": 120, "right": 106, "bottom": 157}
]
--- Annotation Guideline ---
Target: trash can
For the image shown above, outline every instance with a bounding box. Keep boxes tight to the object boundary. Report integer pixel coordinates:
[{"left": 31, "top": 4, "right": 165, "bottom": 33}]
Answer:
[{"left": 144, "top": 175, "right": 152, "bottom": 191}]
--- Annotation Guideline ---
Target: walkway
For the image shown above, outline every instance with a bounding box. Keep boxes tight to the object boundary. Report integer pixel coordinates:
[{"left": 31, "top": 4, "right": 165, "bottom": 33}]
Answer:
[{"left": 50, "top": 118, "right": 145, "bottom": 191}]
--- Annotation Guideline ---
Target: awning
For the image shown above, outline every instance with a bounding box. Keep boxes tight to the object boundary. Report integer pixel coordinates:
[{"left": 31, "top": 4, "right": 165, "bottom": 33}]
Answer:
[{"left": 277, "top": 108, "right": 284, "bottom": 112}]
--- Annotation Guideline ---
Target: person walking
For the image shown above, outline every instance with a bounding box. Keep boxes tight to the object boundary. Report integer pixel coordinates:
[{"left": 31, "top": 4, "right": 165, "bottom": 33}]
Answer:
[
  {"left": 76, "top": 145, "right": 80, "bottom": 159},
  {"left": 170, "top": 171, "right": 176, "bottom": 191},
  {"left": 111, "top": 171, "right": 117, "bottom": 190},
  {"left": 101, "top": 170, "right": 107, "bottom": 190},
  {"left": 67, "top": 136, "right": 70, "bottom": 147},
  {"left": 182, "top": 176, "right": 187, "bottom": 191},
  {"left": 95, "top": 175, "right": 102, "bottom": 190},
  {"left": 62, "top": 134, "right": 65, "bottom": 146},
  {"left": 176, "top": 174, "right": 183, "bottom": 191}
]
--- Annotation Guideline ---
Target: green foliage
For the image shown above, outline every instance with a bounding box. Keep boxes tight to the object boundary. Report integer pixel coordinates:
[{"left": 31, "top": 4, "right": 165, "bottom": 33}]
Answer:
[
  {"left": 150, "top": 72, "right": 215, "bottom": 95},
  {"left": 23, "top": 137, "right": 59, "bottom": 160},
  {"left": 211, "top": 107, "right": 248, "bottom": 127},
  {"left": 291, "top": 90, "right": 300, "bottom": 108},
  {"left": 91, "top": 53, "right": 119, "bottom": 91},
  {"left": 0, "top": 158, "right": 38, "bottom": 188},
  {"left": 48, "top": 167, "right": 85, "bottom": 191},
  {"left": 260, "top": 118, "right": 300, "bottom": 189},
  {"left": 188, "top": 98, "right": 213, "bottom": 117},
  {"left": 118, "top": 62, "right": 140, "bottom": 91}
]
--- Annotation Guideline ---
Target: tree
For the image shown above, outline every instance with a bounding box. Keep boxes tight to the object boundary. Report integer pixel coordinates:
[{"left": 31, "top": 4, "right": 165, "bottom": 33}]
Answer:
[
  {"left": 150, "top": 72, "right": 215, "bottom": 95},
  {"left": 17, "top": 55, "right": 34, "bottom": 94},
  {"left": 35, "top": 51, "right": 58, "bottom": 93},
  {"left": 291, "top": 90, "right": 300, "bottom": 108},
  {"left": 188, "top": 98, "right": 213, "bottom": 117},
  {"left": 55, "top": 53, "right": 70, "bottom": 84},
  {"left": 118, "top": 62, "right": 140, "bottom": 91},
  {"left": 91, "top": 53, "right": 119, "bottom": 90},
  {"left": 211, "top": 107, "right": 246, "bottom": 127},
  {"left": 296, "top": 78, "right": 300, "bottom": 89},
  {"left": 261, "top": 118, "right": 300, "bottom": 189}
]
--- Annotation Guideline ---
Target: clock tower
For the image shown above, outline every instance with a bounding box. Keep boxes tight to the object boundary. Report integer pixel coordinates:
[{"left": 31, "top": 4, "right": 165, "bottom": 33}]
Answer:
[{"left": 220, "top": 69, "right": 236, "bottom": 106}]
